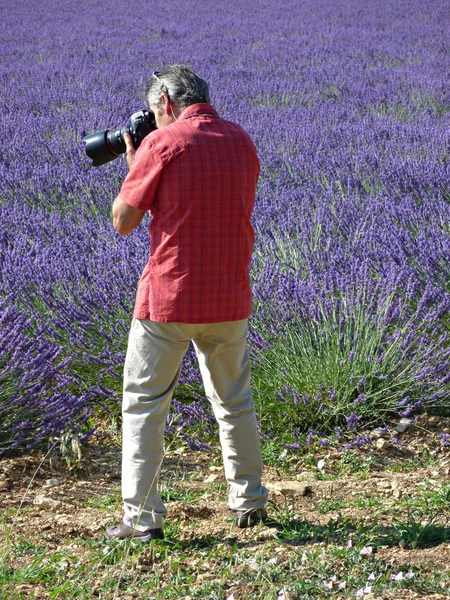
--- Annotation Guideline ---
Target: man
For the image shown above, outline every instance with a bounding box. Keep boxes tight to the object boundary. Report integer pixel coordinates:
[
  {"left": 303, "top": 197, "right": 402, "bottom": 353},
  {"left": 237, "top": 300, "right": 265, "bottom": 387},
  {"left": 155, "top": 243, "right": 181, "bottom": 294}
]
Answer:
[{"left": 106, "top": 65, "right": 268, "bottom": 541}]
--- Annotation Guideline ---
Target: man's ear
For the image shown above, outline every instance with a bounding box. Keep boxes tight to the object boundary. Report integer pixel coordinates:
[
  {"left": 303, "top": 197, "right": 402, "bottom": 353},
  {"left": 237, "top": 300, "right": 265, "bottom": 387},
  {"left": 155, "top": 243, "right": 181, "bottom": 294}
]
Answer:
[{"left": 162, "top": 94, "right": 172, "bottom": 115}]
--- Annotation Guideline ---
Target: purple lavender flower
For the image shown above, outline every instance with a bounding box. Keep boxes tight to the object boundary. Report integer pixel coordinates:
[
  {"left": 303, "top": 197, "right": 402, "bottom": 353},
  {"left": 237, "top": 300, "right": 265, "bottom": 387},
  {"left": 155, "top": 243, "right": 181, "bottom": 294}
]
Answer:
[
  {"left": 346, "top": 412, "right": 363, "bottom": 429},
  {"left": 306, "top": 430, "right": 315, "bottom": 445},
  {"left": 1, "top": 0, "right": 449, "bottom": 452},
  {"left": 439, "top": 434, "right": 450, "bottom": 447}
]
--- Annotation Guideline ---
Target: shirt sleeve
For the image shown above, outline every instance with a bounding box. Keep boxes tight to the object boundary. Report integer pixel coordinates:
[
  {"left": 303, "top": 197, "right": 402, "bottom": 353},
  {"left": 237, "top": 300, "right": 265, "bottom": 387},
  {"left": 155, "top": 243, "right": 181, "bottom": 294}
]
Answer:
[{"left": 118, "top": 137, "right": 162, "bottom": 212}]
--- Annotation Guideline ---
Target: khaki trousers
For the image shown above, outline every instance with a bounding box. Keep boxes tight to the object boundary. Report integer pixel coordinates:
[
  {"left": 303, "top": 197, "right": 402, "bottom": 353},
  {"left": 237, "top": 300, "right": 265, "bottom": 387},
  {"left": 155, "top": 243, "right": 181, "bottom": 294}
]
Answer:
[{"left": 121, "top": 318, "right": 268, "bottom": 531}]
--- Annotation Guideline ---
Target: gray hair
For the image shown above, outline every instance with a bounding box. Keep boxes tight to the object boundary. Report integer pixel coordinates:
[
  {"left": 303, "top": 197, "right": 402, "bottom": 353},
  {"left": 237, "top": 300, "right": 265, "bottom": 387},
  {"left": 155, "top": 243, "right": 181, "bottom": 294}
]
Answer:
[{"left": 145, "top": 64, "right": 210, "bottom": 110}]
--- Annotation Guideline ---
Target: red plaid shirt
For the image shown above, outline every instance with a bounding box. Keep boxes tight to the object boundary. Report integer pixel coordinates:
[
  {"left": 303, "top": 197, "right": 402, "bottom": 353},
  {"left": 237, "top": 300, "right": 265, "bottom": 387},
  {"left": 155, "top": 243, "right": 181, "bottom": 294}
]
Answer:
[{"left": 119, "top": 103, "right": 260, "bottom": 323}]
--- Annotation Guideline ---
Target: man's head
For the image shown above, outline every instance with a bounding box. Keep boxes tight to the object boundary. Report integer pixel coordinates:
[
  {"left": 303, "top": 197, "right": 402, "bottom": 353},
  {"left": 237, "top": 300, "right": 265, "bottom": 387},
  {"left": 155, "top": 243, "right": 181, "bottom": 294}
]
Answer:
[{"left": 145, "top": 65, "right": 210, "bottom": 128}]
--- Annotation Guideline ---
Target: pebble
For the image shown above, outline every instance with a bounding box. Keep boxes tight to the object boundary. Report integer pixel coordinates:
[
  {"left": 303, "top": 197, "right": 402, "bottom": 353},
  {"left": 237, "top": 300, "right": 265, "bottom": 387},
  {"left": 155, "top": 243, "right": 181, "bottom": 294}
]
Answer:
[
  {"left": 394, "top": 418, "right": 413, "bottom": 433},
  {"left": 370, "top": 427, "right": 387, "bottom": 439},
  {"left": 376, "top": 438, "right": 390, "bottom": 450},
  {"left": 266, "top": 481, "right": 313, "bottom": 497},
  {"left": 376, "top": 480, "right": 391, "bottom": 490},
  {"left": 296, "top": 471, "right": 318, "bottom": 482},
  {"left": 45, "top": 479, "right": 60, "bottom": 487},
  {"left": 255, "top": 527, "right": 279, "bottom": 541},
  {"left": 33, "top": 496, "right": 65, "bottom": 511},
  {"left": 136, "top": 564, "right": 154, "bottom": 572}
]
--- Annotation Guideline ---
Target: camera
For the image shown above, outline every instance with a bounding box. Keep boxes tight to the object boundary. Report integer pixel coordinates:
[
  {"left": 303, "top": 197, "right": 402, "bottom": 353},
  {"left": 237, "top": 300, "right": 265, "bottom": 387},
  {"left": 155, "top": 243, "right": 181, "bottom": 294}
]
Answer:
[{"left": 83, "top": 110, "right": 157, "bottom": 167}]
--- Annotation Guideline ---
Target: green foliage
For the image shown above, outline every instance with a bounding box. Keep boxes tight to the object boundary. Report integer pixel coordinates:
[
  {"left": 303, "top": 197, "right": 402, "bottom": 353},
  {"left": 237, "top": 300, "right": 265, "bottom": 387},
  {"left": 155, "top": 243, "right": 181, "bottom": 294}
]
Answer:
[
  {"left": 251, "top": 286, "right": 445, "bottom": 438},
  {"left": 388, "top": 481, "right": 450, "bottom": 549}
]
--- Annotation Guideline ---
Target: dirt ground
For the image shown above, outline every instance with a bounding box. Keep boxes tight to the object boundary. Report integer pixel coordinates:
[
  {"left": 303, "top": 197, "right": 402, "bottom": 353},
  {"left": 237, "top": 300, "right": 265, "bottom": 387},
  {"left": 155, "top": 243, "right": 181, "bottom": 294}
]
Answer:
[{"left": 1, "top": 415, "right": 450, "bottom": 599}]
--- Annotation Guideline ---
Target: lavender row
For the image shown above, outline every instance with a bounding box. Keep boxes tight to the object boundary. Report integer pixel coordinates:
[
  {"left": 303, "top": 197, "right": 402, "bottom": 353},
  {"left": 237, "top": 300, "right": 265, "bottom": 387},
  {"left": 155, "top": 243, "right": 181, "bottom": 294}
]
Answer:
[{"left": 1, "top": 0, "right": 449, "bottom": 452}]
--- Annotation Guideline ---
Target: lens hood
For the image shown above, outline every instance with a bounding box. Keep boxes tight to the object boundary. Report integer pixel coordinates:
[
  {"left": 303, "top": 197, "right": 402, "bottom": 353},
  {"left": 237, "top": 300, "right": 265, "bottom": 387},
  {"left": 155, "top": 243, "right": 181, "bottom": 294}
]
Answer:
[{"left": 83, "top": 130, "right": 118, "bottom": 167}]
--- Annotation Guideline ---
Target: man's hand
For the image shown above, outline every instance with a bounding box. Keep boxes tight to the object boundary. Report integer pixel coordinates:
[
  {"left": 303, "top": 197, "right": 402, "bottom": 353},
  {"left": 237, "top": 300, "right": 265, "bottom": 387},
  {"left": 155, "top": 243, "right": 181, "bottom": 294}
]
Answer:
[{"left": 124, "top": 133, "right": 136, "bottom": 169}]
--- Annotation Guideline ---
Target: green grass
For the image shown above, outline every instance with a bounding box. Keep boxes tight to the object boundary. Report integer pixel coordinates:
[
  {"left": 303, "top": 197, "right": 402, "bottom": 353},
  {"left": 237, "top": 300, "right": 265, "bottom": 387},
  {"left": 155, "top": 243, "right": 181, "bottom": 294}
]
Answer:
[
  {"left": 351, "top": 495, "right": 384, "bottom": 510},
  {"left": 331, "top": 450, "right": 381, "bottom": 478},
  {"left": 2, "top": 530, "right": 449, "bottom": 599},
  {"left": 83, "top": 489, "right": 121, "bottom": 509},
  {"left": 2, "top": 422, "right": 450, "bottom": 599},
  {"left": 389, "top": 481, "right": 450, "bottom": 549},
  {"left": 316, "top": 498, "right": 347, "bottom": 513},
  {"left": 2, "top": 484, "right": 450, "bottom": 599},
  {"left": 159, "top": 481, "right": 201, "bottom": 505}
]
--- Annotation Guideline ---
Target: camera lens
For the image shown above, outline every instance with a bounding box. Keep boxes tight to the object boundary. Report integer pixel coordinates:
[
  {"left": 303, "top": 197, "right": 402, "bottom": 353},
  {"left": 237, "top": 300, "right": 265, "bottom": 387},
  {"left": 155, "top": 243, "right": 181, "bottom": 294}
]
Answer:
[
  {"left": 83, "top": 130, "right": 117, "bottom": 167},
  {"left": 106, "top": 126, "right": 129, "bottom": 156},
  {"left": 83, "top": 110, "right": 156, "bottom": 167}
]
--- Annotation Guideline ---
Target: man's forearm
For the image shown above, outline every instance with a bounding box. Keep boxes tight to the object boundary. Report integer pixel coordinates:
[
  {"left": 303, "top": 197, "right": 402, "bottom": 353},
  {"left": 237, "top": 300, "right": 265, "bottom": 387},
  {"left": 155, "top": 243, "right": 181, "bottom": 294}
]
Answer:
[{"left": 112, "top": 195, "right": 146, "bottom": 236}]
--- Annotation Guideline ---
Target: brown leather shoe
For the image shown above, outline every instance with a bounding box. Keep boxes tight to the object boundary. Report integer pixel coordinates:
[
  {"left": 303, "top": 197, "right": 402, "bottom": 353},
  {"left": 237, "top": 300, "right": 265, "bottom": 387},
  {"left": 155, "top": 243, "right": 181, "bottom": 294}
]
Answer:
[
  {"left": 234, "top": 508, "right": 268, "bottom": 528},
  {"left": 105, "top": 522, "right": 164, "bottom": 542}
]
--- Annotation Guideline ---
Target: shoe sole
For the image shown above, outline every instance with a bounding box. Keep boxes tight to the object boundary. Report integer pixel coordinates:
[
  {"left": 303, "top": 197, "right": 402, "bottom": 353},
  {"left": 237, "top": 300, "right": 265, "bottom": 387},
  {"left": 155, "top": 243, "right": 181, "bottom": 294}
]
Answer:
[
  {"left": 235, "top": 509, "right": 268, "bottom": 528},
  {"left": 105, "top": 527, "right": 164, "bottom": 542}
]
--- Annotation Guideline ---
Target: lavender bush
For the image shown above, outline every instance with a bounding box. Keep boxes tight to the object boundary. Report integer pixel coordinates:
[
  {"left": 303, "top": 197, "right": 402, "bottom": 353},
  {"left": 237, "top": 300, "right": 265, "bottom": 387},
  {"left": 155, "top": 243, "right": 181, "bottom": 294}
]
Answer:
[{"left": 1, "top": 0, "right": 449, "bottom": 452}]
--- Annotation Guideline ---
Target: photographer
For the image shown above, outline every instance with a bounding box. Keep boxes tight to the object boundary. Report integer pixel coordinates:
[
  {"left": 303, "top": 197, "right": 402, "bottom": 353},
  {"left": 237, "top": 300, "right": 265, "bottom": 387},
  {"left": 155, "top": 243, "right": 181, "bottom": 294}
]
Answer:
[{"left": 106, "top": 65, "right": 268, "bottom": 541}]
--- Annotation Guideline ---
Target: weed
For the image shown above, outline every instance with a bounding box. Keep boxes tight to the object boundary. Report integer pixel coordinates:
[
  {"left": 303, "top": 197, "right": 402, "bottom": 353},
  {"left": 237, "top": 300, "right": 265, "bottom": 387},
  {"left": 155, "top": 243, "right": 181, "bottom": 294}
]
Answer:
[
  {"left": 83, "top": 489, "right": 121, "bottom": 509},
  {"left": 387, "top": 481, "right": 450, "bottom": 548},
  {"left": 333, "top": 450, "right": 379, "bottom": 478},
  {"left": 316, "top": 498, "right": 347, "bottom": 513}
]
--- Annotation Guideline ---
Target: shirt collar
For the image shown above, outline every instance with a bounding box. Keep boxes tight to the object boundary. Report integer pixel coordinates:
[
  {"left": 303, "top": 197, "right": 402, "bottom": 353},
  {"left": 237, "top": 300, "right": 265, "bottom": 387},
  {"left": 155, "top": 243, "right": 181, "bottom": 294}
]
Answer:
[{"left": 178, "top": 103, "right": 219, "bottom": 121}]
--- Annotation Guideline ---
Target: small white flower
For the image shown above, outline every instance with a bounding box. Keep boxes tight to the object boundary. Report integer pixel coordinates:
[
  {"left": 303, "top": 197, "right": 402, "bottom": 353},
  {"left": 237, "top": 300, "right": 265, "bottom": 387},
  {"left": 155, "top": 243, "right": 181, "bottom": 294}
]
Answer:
[
  {"left": 359, "top": 546, "right": 373, "bottom": 556},
  {"left": 356, "top": 585, "right": 372, "bottom": 597},
  {"left": 301, "top": 552, "right": 307, "bottom": 563},
  {"left": 317, "top": 459, "right": 325, "bottom": 470},
  {"left": 368, "top": 572, "right": 375, "bottom": 580},
  {"left": 326, "top": 575, "right": 337, "bottom": 589},
  {"left": 268, "top": 556, "right": 278, "bottom": 565},
  {"left": 405, "top": 571, "right": 415, "bottom": 579},
  {"left": 391, "top": 571, "right": 404, "bottom": 581},
  {"left": 347, "top": 538, "right": 353, "bottom": 549}
]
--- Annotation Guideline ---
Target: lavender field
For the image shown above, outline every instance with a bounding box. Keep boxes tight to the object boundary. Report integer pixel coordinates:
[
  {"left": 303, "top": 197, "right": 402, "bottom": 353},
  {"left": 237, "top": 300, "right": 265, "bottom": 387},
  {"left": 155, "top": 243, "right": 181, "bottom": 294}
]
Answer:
[{"left": 1, "top": 0, "right": 449, "bottom": 454}]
